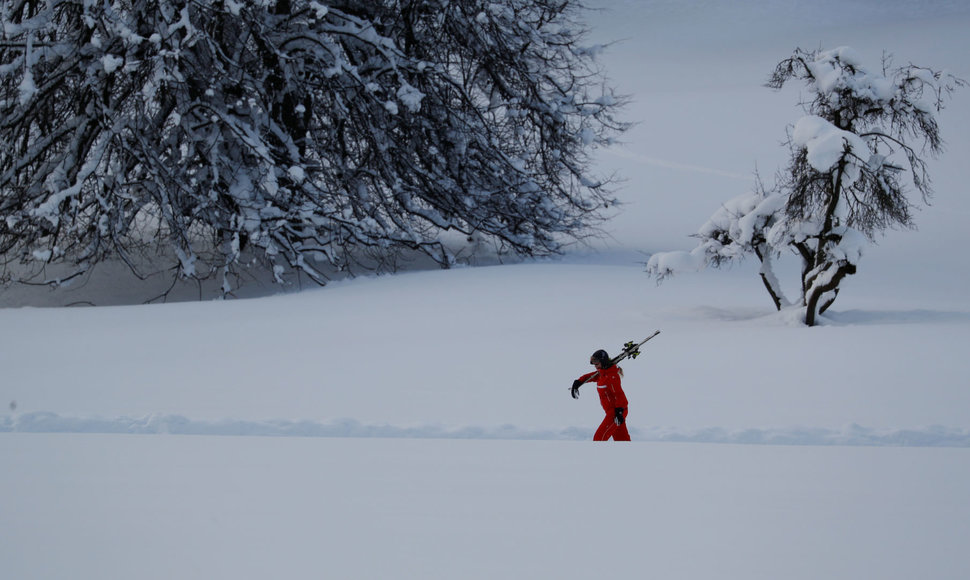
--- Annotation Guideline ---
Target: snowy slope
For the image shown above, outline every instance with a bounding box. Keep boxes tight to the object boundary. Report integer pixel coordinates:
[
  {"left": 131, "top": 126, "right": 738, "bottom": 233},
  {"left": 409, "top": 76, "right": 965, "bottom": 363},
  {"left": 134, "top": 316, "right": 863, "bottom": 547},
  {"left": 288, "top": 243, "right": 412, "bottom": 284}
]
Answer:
[
  {"left": 3, "top": 1, "right": 970, "bottom": 579},
  {"left": 3, "top": 434, "right": 968, "bottom": 580},
  {"left": 4, "top": 261, "right": 970, "bottom": 441}
]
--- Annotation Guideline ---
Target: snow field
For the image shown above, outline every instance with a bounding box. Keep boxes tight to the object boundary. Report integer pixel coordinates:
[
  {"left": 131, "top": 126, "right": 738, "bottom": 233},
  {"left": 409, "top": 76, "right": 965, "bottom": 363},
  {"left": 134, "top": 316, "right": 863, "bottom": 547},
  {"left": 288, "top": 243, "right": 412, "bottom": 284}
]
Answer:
[
  {"left": 3, "top": 433, "right": 968, "bottom": 580},
  {"left": 3, "top": 1, "right": 970, "bottom": 579},
  {"left": 4, "top": 262, "right": 969, "bottom": 439}
]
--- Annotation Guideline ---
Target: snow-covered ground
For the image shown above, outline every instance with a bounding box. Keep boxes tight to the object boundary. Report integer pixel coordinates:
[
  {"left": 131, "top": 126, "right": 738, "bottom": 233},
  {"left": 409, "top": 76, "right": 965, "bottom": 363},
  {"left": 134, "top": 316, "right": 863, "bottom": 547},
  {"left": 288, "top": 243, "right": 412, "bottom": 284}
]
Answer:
[
  {"left": 3, "top": 1, "right": 970, "bottom": 579},
  {"left": 4, "top": 433, "right": 968, "bottom": 579}
]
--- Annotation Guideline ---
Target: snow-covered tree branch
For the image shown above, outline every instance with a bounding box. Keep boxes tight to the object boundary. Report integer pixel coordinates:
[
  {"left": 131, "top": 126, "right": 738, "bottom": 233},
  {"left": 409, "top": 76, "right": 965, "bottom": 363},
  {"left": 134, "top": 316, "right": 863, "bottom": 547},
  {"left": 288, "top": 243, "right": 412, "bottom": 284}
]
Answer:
[
  {"left": 647, "top": 47, "right": 964, "bottom": 326},
  {"left": 0, "top": 0, "right": 627, "bottom": 294}
]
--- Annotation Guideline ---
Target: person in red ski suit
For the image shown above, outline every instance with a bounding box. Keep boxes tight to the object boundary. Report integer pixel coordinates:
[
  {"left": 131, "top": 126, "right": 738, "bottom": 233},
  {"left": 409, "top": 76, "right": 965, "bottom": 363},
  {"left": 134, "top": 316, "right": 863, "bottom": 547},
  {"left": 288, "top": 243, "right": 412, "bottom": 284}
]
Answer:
[{"left": 571, "top": 349, "right": 631, "bottom": 441}]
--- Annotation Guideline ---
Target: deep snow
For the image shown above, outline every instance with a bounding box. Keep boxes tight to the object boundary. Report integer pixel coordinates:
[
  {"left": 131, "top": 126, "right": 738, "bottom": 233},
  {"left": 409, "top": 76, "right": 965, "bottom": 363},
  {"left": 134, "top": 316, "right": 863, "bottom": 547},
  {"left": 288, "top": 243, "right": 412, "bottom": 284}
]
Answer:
[
  {"left": 3, "top": 1, "right": 970, "bottom": 579},
  {"left": 3, "top": 434, "right": 968, "bottom": 580}
]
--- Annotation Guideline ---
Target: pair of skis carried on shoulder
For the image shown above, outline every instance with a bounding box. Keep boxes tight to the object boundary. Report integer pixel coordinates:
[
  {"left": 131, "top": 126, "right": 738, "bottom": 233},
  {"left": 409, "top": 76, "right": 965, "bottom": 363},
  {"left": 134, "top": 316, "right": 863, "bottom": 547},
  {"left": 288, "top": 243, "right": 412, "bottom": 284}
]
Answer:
[
  {"left": 571, "top": 330, "right": 661, "bottom": 397},
  {"left": 608, "top": 330, "right": 661, "bottom": 367}
]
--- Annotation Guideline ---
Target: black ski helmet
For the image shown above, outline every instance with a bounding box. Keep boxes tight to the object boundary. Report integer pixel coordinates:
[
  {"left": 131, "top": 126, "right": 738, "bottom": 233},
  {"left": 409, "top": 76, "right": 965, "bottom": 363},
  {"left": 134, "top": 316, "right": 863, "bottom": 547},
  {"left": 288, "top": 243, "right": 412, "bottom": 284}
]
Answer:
[{"left": 590, "top": 349, "right": 611, "bottom": 367}]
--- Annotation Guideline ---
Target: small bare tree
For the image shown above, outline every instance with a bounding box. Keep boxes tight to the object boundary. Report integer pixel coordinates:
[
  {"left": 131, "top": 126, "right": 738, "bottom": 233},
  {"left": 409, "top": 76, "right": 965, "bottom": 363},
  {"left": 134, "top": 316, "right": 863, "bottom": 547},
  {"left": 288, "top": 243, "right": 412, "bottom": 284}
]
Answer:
[{"left": 648, "top": 47, "right": 964, "bottom": 326}]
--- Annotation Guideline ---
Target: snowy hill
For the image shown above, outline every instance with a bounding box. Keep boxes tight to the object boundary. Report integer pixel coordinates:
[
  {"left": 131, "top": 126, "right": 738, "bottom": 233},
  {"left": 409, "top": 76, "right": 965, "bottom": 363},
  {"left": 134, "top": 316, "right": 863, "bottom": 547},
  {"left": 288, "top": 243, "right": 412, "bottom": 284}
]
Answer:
[{"left": 3, "top": 1, "right": 970, "bottom": 579}]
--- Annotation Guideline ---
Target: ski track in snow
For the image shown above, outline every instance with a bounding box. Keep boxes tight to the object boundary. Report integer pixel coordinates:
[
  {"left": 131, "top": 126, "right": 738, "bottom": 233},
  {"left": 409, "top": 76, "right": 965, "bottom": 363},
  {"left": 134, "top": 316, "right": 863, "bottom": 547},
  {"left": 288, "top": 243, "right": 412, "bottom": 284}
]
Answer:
[{"left": 2, "top": 412, "right": 968, "bottom": 447}]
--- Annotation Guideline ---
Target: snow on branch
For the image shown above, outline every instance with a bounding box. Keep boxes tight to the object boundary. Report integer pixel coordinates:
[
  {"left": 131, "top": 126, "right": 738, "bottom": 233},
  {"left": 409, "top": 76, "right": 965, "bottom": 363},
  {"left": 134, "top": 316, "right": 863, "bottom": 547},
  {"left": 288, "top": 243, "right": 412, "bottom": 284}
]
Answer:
[
  {"left": 651, "top": 46, "right": 963, "bottom": 325},
  {"left": 0, "top": 0, "right": 628, "bottom": 295}
]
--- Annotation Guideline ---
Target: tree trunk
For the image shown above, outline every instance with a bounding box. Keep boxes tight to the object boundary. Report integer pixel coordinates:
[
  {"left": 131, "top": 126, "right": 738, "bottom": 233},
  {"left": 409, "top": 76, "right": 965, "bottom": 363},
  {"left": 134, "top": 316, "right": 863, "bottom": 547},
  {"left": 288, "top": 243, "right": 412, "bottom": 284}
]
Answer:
[
  {"left": 818, "top": 288, "right": 839, "bottom": 315},
  {"left": 755, "top": 244, "right": 788, "bottom": 311},
  {"left": 804, "top": 261, "right": 856, "bottom": 326},
  {"left": 792, "top": 242, "right": 813, "bottom": 303}
]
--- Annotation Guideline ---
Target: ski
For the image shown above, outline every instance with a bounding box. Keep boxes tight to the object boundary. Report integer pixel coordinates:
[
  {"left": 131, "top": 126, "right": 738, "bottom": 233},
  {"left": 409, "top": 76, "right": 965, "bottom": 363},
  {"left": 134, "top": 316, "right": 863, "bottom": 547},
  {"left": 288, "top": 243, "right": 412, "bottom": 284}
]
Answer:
[
  {"left": 609, "top": 330, "right": 661, "bottom": 366},
  {"left": 573, "top": 330, "right": 661, "bottom": 393}
]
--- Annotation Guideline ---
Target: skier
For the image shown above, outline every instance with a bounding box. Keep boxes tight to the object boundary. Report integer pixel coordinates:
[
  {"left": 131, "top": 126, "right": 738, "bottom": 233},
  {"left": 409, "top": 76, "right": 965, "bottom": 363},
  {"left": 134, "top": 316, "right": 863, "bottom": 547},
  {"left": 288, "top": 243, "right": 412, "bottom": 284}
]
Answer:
[{"left": 572, "top": 349, "right": 631, "bottom": 442}]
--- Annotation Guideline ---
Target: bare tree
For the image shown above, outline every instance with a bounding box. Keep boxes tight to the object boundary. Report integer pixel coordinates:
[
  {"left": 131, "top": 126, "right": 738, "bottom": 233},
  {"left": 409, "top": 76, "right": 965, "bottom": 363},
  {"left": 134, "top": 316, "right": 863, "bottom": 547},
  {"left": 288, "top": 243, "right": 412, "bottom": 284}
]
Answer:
[
  {"left": 0, "top": 0, "right": 627, "bottom": 296},
  {"left": 648, "top": 47, "right": 963, "bottom": 326}
]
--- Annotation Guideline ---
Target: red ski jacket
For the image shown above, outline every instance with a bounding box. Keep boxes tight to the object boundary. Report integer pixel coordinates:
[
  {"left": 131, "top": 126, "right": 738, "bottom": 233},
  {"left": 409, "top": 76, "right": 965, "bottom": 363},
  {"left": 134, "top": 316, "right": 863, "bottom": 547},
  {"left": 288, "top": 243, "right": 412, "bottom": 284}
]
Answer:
[{"left": 579, "top": 365, "right": 628, "bottom": 413}]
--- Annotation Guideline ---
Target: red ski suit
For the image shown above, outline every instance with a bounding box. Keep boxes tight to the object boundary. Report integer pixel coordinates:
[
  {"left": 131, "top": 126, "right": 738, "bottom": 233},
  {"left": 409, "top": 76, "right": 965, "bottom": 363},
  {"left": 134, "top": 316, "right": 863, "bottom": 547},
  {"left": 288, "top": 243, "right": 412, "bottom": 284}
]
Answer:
[{"left": 578, "top": 365, "right": 631, "bottom": 441}]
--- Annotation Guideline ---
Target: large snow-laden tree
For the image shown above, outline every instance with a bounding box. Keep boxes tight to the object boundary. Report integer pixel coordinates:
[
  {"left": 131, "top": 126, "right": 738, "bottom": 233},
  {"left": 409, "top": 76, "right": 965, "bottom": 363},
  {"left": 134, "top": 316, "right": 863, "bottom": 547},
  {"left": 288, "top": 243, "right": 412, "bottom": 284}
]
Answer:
[
  {"left": 647, "top": 47, "right": 963, "bottom": 326},
  {"left": 0, "top": 0, "right": 626, "bottom": 294}
]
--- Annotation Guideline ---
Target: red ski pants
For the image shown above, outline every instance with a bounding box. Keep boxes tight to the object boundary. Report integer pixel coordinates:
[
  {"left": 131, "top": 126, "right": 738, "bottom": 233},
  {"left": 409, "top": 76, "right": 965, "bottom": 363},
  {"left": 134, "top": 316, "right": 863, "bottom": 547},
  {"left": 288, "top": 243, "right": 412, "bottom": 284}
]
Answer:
[{"left": 594, "top": 407, "right": 630, "bottom": 441}]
